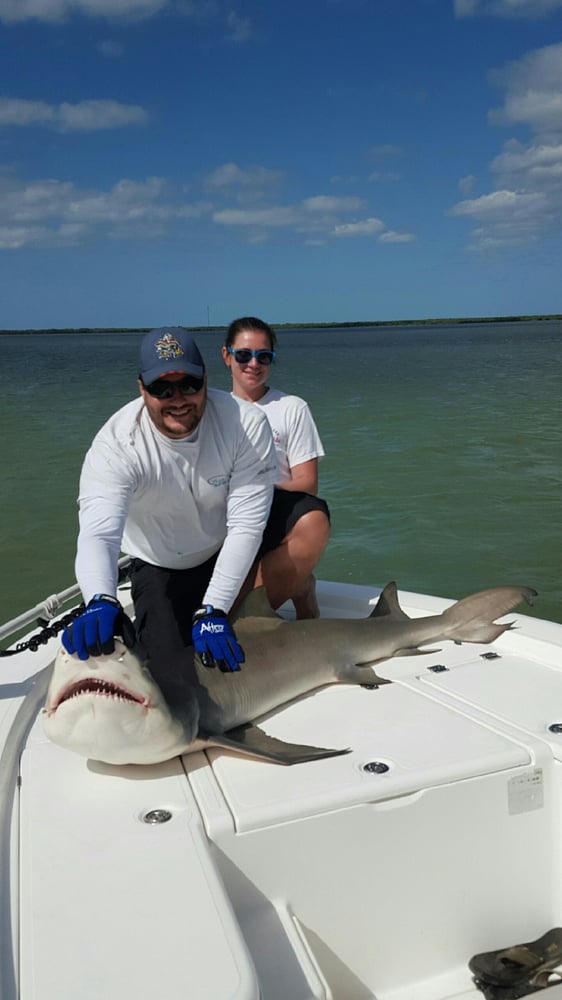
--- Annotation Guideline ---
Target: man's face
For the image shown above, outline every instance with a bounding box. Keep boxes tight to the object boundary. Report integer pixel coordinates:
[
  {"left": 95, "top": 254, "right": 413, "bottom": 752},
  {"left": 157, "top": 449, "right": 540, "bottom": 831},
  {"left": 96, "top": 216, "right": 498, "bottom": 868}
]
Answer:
[{"left": 139, "top": 372, "right": 207, "bottom": 439}]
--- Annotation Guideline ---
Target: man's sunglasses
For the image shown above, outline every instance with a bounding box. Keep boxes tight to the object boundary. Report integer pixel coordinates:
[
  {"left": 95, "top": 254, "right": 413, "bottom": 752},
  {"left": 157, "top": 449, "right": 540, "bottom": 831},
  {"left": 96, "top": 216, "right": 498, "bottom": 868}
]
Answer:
[
  {"left": 227, "top": 347, "right": 276, "bottom": 366},
  {"left": 142, "top": 375, "right": 204, "bottom": 399}
]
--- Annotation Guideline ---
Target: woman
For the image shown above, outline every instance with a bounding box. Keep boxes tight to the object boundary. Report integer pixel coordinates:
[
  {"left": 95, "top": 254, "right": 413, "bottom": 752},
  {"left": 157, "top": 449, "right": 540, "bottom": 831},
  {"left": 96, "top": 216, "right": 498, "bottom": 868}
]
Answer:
[{"left": 222, "top": 316, "right": 330, "bottom": 618}]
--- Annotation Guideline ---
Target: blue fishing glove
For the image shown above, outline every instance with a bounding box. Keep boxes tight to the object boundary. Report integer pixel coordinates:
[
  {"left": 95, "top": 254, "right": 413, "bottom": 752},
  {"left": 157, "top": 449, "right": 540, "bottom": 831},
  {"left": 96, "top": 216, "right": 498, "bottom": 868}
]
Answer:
[
  {"left": 62, "top": 594, "right": 126, "bottom": 661},
  {"left": 192, "top": 606, "right": 244, "bottom": 673}
]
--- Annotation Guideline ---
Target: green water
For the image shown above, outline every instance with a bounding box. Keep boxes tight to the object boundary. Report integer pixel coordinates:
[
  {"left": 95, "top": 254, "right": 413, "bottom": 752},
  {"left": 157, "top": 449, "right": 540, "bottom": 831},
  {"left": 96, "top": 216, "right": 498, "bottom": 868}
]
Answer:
[{"left": 1, "top": 321, "right": 560, "bottom": 625}]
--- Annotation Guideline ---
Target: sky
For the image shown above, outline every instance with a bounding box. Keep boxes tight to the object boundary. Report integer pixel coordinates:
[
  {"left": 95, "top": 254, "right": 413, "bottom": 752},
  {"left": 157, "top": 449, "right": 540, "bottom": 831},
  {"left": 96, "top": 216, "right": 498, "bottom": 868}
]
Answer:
[{"left": 1, "top": 0, "right": 562, "bottom": 328}]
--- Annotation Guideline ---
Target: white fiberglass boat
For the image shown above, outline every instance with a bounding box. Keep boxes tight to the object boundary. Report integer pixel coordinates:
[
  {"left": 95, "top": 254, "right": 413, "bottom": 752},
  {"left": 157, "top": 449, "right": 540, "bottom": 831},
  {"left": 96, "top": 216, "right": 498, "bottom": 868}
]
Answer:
[{"left": 2, "top": 573, "right": 562, "bottom": 1000}]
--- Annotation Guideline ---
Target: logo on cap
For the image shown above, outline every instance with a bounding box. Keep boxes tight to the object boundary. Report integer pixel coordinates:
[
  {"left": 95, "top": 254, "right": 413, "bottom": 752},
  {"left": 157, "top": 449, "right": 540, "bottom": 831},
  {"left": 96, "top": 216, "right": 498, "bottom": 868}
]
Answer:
[{"left": 154, "top": 332, "right": 185, "bottom": 361}]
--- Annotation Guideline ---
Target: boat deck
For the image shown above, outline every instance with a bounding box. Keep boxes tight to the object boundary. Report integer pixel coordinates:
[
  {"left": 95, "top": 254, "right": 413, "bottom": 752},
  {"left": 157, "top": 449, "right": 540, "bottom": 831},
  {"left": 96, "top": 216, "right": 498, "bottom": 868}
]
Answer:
[{"left": 3, "top": 582, "right": 562, "bottom": 999}]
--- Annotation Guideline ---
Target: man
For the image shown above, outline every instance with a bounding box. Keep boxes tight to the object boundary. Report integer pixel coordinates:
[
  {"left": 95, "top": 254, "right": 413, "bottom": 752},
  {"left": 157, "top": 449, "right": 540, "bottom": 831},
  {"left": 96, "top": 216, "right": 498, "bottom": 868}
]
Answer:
[{"left": 62, "top": 327, "right": 278, "bottom": 688}]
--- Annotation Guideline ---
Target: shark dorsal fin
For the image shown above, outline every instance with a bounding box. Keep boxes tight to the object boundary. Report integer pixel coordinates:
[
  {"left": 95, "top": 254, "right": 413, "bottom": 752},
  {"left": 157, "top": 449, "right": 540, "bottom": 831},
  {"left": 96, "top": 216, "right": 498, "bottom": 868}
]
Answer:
[
  {"left": 369, "top": 581, "right": 411, "bottom": 621},
  {"left": 231, "top": 586, "right": 279, "bottom": 622}
]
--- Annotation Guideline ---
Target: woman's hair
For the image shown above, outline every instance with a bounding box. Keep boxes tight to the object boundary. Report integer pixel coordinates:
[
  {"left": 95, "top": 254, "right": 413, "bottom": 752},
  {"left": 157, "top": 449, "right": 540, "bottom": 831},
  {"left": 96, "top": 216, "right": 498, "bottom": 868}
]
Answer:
[{"left": 225, "top": 316, "right": 277, "bottom": 351}]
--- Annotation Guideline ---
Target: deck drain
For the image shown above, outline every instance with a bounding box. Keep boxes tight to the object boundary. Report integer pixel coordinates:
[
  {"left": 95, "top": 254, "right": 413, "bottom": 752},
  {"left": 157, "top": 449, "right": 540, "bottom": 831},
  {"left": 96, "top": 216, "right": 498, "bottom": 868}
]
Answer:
[
  {"left": 363, "top": 761, "right": 389, "bottom": 774},
  {"left": 142, "top": 809, "right": 173, "bottom": 824}
]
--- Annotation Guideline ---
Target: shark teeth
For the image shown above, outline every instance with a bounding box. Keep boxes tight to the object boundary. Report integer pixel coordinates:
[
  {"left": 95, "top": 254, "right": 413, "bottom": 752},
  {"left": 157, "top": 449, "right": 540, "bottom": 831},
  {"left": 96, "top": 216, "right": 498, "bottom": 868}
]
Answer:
[{"left": 57, "top": 677, "right": 147, "bottom": 708}]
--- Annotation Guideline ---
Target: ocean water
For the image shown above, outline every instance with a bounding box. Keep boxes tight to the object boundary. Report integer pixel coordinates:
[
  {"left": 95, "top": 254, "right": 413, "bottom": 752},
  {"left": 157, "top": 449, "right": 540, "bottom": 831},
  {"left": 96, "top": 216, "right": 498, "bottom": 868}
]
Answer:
[{"left": 1, "top": 320, "right": 560, "bottom": 627}]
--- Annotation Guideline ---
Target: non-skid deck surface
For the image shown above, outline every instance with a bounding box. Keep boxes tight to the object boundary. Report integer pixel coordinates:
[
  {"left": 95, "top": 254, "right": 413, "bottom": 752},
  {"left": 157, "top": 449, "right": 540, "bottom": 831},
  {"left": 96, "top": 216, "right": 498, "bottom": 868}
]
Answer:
[{"left": 19, "top": 735, "right": 259, "bottom": 1000}]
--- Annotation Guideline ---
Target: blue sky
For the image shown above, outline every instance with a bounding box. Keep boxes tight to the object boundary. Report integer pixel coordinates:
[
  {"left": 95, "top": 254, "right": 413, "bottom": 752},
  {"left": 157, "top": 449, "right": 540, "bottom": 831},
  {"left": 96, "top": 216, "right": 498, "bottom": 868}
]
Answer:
[{"left": 1, "top": 0, "right": 562, "bottom": 328}]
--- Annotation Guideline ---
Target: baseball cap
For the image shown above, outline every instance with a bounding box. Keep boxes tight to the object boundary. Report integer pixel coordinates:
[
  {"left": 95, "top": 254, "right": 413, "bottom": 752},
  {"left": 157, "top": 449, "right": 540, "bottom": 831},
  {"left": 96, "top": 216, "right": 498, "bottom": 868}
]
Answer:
[{"left": 139, "top": 327, "right": 206, "bottom": 384}]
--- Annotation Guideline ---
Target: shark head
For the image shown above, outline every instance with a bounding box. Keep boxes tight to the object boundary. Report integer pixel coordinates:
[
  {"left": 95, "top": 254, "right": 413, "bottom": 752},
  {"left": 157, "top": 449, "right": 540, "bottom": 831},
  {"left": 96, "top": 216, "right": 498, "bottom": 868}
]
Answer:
[{"left": 43, "top": 641, "right": 192, "bottom": 765}]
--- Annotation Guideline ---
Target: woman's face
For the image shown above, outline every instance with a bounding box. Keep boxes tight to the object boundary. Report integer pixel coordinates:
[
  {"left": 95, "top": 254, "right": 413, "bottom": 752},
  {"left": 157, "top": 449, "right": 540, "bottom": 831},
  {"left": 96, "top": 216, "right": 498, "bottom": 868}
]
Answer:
[{"left": 221, "top": 328, "right": 275, "bottom": 399}]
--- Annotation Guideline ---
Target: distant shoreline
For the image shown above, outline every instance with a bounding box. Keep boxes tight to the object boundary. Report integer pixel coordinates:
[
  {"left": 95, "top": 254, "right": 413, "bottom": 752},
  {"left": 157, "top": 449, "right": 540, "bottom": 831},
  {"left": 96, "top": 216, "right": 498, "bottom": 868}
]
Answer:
[{"left": 1, "top": 314, "right": 561, "bottom": 335}]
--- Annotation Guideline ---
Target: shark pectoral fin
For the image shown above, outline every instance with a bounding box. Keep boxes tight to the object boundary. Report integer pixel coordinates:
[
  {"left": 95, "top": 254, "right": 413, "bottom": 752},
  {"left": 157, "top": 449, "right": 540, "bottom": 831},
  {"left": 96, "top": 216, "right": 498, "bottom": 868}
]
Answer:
[
  {"left": 391, "top": 646, "right": 442, "bottom": 658},
  {"left": 343, "top": 663, "right": 393, "bottom": 684},
  {"left": 202, "top": 723, "right": 350, "bottom": 765},
  {"left": 354, "top": 648, "right": 441, "bottom": 669}
]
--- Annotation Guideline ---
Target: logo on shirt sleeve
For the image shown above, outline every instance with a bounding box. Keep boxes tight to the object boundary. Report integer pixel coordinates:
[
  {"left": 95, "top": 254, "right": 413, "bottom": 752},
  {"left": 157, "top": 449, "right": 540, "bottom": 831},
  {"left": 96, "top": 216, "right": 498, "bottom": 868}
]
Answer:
[{"left": 207, "top": 475, "right": 230, "bottom": 487}]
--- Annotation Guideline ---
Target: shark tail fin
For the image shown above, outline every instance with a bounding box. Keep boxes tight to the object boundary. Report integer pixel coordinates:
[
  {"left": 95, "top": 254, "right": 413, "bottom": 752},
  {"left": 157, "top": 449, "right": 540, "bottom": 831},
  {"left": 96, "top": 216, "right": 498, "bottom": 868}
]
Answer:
[
  {"left": 441, "top": 586, "right": 537, "bottom": 644},
  {"left": 369, "top": 582, "right": 411, "bottom": 621}
]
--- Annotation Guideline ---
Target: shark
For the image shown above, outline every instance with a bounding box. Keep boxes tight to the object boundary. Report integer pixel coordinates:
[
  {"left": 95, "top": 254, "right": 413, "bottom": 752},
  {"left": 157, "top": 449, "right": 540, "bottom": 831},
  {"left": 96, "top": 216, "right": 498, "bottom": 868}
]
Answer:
[{"left": 43, "top": 582, "right": 537, "bottom": 766}]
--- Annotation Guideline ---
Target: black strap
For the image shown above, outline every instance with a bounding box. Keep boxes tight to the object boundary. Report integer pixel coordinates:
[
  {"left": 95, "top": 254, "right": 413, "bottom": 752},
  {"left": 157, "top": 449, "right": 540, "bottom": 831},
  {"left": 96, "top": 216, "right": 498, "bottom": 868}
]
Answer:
[
  {"left": 0, "top": 604, "right": 85, "bottom": 658},
  {"left": 0, "top": 561, "right": 133, "bottom": 658}
]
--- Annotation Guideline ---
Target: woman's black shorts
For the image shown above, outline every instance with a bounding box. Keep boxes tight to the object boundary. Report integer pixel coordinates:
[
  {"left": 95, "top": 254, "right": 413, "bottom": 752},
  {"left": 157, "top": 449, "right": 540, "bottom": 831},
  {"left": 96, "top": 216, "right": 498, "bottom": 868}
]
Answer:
[{"left": 258, "top": 487, "right": 330, "bottom": 556}]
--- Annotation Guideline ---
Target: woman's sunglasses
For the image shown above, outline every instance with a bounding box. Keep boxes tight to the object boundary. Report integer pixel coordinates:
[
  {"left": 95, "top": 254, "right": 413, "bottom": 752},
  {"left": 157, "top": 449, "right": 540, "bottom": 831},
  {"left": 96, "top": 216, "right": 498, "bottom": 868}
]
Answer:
[
  {"left": 142, "top": 375, "right": 204, "bottom": 399},
  {"left": 227, "top": 347, "right": 276, "bottom": 366}
]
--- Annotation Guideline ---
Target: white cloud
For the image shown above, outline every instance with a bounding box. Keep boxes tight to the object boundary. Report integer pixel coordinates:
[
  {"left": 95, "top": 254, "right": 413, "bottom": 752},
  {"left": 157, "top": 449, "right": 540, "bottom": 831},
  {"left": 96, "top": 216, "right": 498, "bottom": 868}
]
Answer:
[
  {"left": 454, "top": 0, "right": 479, "bottom": 13},
  {"left": 333, "top": 217, "right": 385, "bottom": 237},
  {"left": 454, "top": 0, "right": 562, "bottom": 17},
  {"left": 226, "top": 10, "right": 251, "bottom": 42},
  {"left": 492, "top": 139, "right": 562, "bottom": 173},
  {"left": 0, "top": 164, "right": 412, "bottom": 251},
  {"left": 451, "top": 43, "right": 562, "bottom": 248},
  {"left": 370, "top": 144, "right": 403, "bottom": 159},
  {"left": 451, "top": 189, "right": 545, "bottom": 215},
  {"left": 450, "top": 189, "right": 549, "bottom": 246},
  {"left": 205, "top": 163, "right": 252, "bottom": 189},
  {"left": 0, "top": 97, "right": 148, "bottom": 131},
  {"left": 204, "top": 163, "right": 282, "bottom": 204},
  {"left": 213, "top": 205, "right": 299, "bottom": 227},
  {"left": 368, "top": 145, "right": 402, "bottom": 182},
  {"left": 0, "top": 175, "right": 210, "bottom": 247},
  {"left": 59, "top": 100, "right": 148, "bottom": 130},
  {"left": 0, "top": 0, "right": 167, "bottom": 22},
  {"left": 213, "top": 195, "right": 366, "bottom": 236},
  {"left": 0, "top": 0, "right": 254, "bottom": 38},
  {"left": 459, "top": 174, "right": 476, "bottom": 196},
  {"left": 301, "top": 195, "right": 363, "bottom": 213},
  {"left": 331, "top": 215, "right": 416, "bottom": 243},
  {"left": 0, "top": 225, "right": 48, "bottom": 249},
  {"left": 212, "top": 195, "right": 415, "bottom": 246},
  {"left": 368, "top": 171, "right": 401, "bottom": 182},
  {"left": 488, "top": 44, "right": 562, "bottom": 132},
  {"left": 0, "top": 99, "right": 55, "bottom": 127},
  {"left": 378, "top": 230, "right": 416, "bottom": 243},
  {"left": 177, "top": 1, "right": 254, "bottom": 41}
]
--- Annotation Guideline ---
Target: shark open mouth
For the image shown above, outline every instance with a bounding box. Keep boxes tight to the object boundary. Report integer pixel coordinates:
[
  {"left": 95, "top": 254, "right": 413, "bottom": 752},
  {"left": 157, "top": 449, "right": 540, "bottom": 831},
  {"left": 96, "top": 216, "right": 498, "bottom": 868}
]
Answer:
[{"left": 56, "top": 678, "right": 147, "bottom": 709}]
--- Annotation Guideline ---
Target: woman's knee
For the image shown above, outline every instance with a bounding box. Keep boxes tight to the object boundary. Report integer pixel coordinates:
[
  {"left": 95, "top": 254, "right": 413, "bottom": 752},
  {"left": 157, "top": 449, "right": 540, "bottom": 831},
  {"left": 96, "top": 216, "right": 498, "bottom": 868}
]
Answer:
[{"left": 288, "top": 508, "right": 330, "bottom": 555}]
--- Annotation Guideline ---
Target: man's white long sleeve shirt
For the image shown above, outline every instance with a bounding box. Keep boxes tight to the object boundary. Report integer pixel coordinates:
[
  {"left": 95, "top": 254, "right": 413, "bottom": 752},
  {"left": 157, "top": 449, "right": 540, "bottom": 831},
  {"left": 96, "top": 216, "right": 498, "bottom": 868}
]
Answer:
[{"left": 75, "top": 389, "right": 278, "bottom": 611}]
